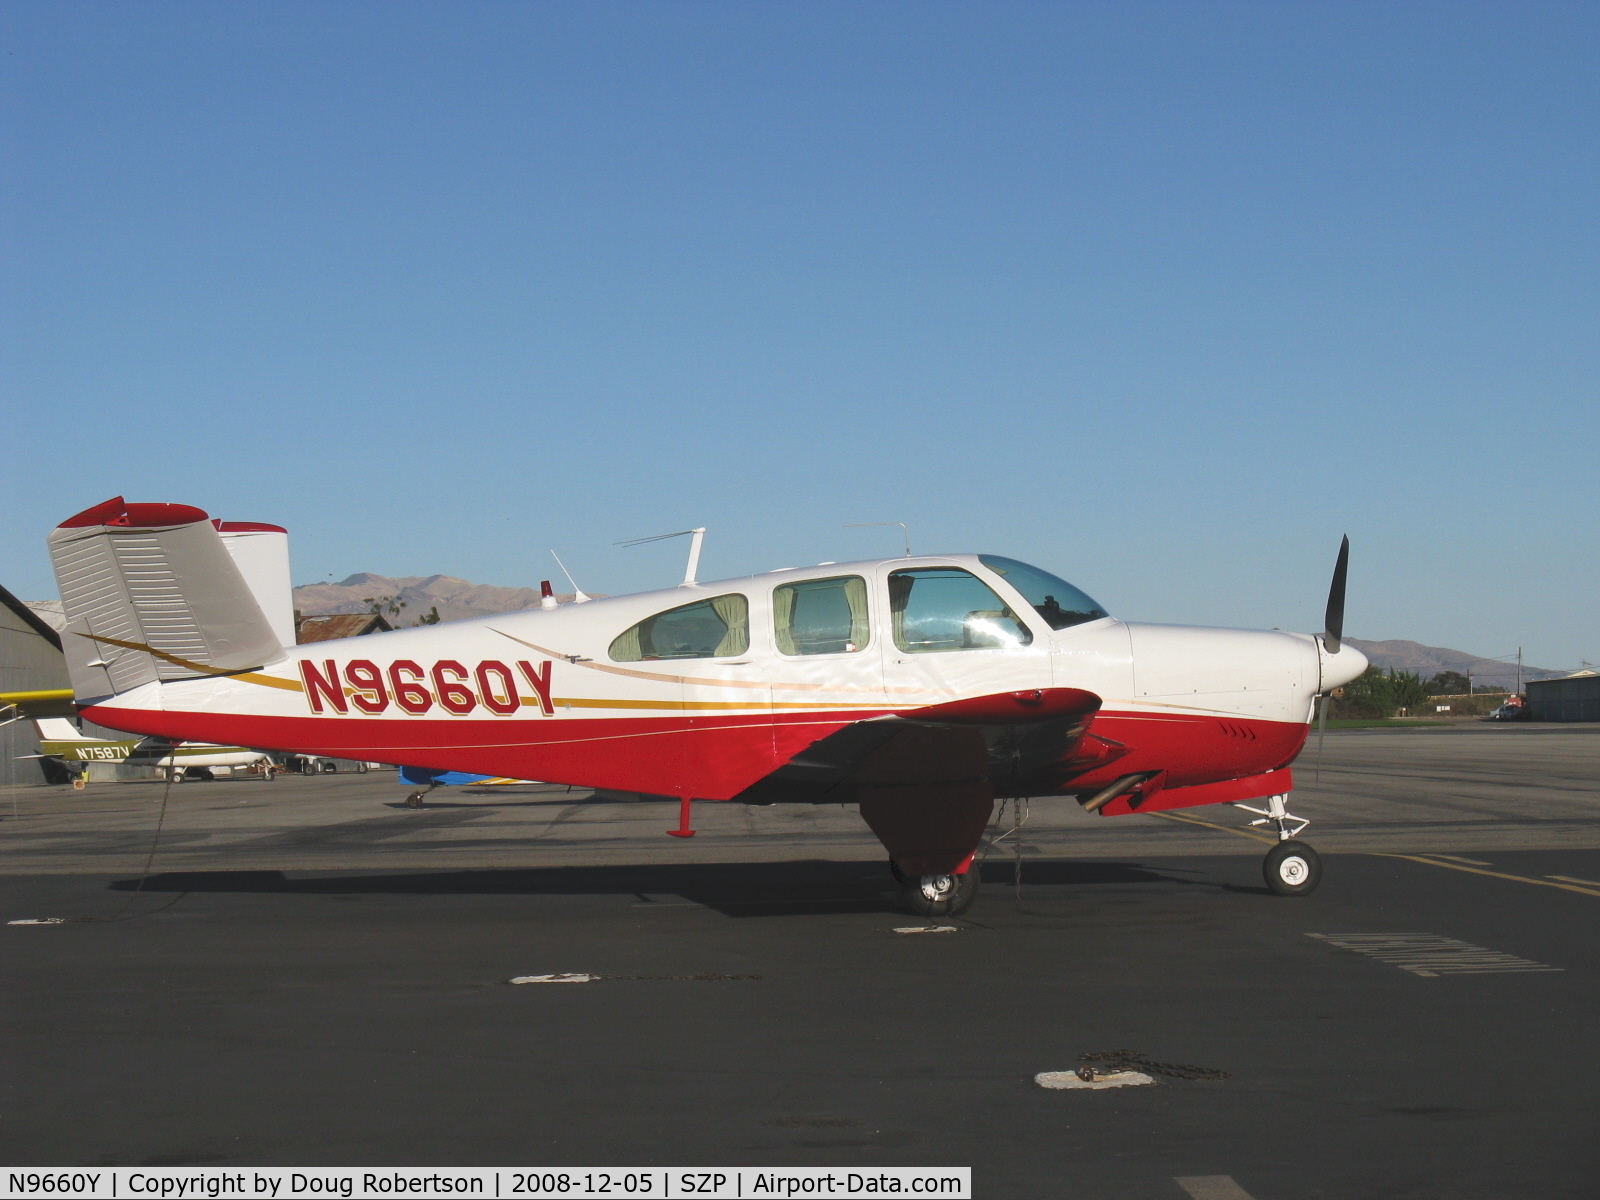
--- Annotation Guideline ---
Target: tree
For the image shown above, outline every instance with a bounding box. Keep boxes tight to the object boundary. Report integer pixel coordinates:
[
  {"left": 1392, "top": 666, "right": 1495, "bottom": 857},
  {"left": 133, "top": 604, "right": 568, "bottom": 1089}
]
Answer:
[
  {"left": 365, "top": 594, "right": 439, "bottom": 626},
  {"left": 1426, "top": 670, "right": 1470, "bottom": 696},
  {"left": 1339, "top": 666, "right": 1393, "bottom": 718},
  {"left": 363, "top": 594, "right": 407, "bottom": 622},
  {"left": 1340, "top": 667, "right": 1430, "bottom": 718},
  {"left": 1387, "top": 670, "right": 1430, "bottom": 715}
]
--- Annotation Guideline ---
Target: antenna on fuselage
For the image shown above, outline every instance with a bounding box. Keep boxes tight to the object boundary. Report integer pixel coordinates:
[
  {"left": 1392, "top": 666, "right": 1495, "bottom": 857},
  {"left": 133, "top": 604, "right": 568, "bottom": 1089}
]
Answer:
[
  {"left": 615, "top": 527, "right": 707, "bottom": 587},
  {"left": 549, "top": 550, "right": 591, "bottom": 603},
  {"left": 845, "top": 522, "right": 911, "bottom": 557}
]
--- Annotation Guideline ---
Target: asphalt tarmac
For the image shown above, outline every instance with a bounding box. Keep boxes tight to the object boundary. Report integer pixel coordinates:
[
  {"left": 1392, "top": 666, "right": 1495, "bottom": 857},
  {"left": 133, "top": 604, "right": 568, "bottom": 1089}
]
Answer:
[{"left": 3, "top": 723, "right": 1598, "bottom": 1199}]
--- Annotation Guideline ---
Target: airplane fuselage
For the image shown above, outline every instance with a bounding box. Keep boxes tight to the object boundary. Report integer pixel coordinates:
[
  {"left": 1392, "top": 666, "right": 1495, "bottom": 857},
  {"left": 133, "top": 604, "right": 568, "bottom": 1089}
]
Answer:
[{"left": 77, "top": 554, "right": 1356, "bottom": 812}]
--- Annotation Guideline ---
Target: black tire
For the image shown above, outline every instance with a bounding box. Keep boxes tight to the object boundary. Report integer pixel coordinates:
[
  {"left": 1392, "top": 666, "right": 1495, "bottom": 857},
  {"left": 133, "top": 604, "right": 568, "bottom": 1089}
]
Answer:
[
  {"left": 405, "top": 791, "right": 427, "bottom": 809},
  {"left": 1263, "top": 840, "right": 1322, "bottom": 896},
  {"left": 356, "top": 762, "right": 369, "bottom": 774},
  {"left": 899, "top": 868, "right": 981, "bottom": 918}
]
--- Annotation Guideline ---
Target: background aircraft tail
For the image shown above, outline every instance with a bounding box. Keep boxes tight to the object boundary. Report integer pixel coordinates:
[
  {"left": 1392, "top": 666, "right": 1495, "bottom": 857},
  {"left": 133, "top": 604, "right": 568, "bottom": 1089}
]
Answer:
[
  {"left": 32, "top": 716, "right": 87, "bottom": 742},
  {"left": 48, "top": 498, "right": 288, "bottom": 704}
]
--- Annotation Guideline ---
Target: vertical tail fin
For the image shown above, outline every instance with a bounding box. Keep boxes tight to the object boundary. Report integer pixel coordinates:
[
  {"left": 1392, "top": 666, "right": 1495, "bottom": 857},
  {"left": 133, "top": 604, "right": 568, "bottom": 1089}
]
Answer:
[
  {"left": 48, "top": 498, "right": 287, "bottom": 704},
  {"left": 215, "top": 521, "right": 295, "bottom": 648},
  {"left": 32, "top": 717, "right": 85, "bottom": 742}
]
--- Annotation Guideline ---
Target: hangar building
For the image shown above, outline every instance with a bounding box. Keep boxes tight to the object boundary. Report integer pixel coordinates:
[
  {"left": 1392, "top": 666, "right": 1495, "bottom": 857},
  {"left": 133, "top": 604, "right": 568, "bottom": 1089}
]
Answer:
[
  {"left": 1526, "top": 671, "right": 1600, "bottom": 722},
  {"left": 0, "top": 584, "right": 71, "bottom": 786}
]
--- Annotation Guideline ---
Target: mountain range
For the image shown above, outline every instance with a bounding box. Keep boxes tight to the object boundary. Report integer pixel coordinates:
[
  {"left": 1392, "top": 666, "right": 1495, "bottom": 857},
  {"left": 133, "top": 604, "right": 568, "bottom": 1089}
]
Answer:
[
  {"left": 291, "top": 574, "right": 1562, "bottom": 683},
  {"left": 291, "top": 573, "right": 590, "bottom": 626},
  {"left": 1343, "top": 639, "right": 1562, "bottom": 686}
]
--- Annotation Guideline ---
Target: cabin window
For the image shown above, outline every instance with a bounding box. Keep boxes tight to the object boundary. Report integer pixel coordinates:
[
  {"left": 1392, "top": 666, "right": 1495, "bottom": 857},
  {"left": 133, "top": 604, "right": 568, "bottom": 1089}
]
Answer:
[
  {"left": 609, "top": 594, "right": 749, "bottom": 661},
  {"left": 889, "top": 567, "right": 1032, "bottom": 653},
  {"left": 774, "top": 575, "right": 870, "bottom": 656},
  {"left": 978, "top": 556, "right": 1108, "bottom": 630}
]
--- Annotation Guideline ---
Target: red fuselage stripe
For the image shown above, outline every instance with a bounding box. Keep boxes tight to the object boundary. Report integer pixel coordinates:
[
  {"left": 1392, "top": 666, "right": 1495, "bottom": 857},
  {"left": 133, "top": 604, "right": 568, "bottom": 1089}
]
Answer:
[{"left": 81, "top": 703, "right": 1310, "bottom": 806}]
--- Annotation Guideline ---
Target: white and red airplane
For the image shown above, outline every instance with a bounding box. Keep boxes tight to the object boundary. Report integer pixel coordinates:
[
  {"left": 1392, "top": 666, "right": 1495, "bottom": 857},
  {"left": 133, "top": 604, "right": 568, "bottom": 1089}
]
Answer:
[{"left": 44, "top": 497, "right": 1367, "bottom": 916}]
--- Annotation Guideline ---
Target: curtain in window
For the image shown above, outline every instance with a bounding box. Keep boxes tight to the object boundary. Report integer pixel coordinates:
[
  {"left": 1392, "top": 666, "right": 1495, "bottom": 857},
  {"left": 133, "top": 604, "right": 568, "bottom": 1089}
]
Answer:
[
  {"left": 888, "top": 573, "right": 914, "bottom": 650},
  {"left": 843, "top": 575, "right": 869, "bottom": 650},
  {"left": 772, "top": 585, "right": 798, "bottom": 656},
  {"left": 609, "top": 620, "right": 646, "bottom": 662},
  {"left": 710, "top": 594, "right": 749, "bottom": 657}
]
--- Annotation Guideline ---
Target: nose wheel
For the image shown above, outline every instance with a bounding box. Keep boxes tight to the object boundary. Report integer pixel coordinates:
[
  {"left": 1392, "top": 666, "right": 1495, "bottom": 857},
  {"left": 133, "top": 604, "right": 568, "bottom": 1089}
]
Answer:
[
  {"left": 1262, "top": 839, "right": 1321, "bottom": 895},
  {"left": 1235, "top": 793, "right": 1323, "bottom": 897}
]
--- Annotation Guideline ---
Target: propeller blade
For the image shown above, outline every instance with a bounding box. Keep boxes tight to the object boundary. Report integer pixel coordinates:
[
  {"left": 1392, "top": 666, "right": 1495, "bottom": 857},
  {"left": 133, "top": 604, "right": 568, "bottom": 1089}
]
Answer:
[
  {"left": 1315, "top": 694, "right": 1329, "bottom": 783},
  {"left": 1323, "top": 535, "right": 1349, "bottom": 654}
]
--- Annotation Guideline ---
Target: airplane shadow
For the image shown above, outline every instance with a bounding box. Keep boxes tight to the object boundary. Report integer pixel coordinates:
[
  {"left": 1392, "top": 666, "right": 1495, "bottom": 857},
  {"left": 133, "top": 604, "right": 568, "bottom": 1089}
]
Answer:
[{"left": 106, "top": 858, "right": 1237, "bottom": 918}]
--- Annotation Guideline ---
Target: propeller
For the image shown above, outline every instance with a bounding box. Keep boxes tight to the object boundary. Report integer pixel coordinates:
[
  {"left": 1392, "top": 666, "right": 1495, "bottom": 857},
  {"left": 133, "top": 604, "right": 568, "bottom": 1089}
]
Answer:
[
  {"left": 1315, "top": 694, "right": 1330, "bottom": 783},
  {"left": 1323, "top": 534, "right": 1349, "bottom": 654},
  {"left": 1315, "top": 534, "right": 1350, "bottom": 783}
]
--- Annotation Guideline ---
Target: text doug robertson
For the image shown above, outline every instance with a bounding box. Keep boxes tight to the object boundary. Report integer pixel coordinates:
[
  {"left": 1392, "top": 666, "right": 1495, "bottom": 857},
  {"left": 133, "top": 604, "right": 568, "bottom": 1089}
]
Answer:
[{"left": 109, "top": 1174, "right": 484, "bottom": 1198}]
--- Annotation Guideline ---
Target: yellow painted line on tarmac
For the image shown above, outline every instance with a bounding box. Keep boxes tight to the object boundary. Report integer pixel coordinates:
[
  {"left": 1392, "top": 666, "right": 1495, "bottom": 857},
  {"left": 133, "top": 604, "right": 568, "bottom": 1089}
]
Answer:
[
  {"left": 1375, "top": 854, "right": 1600, "bottom": 899},
  {"left": 1149, "top": 810, "right": 1277, "bottom": 845},
  {"left": 1432, "top": 855, "right": 1492, "bottom": 866},
  {"left": 1547, "top": 875, "right": 1600, "bottom": 888}
]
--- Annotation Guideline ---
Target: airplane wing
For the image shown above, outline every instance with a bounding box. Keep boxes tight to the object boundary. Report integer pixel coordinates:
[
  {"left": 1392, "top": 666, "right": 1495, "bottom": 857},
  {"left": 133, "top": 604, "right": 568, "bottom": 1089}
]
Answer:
[
  {"left": 0, "top": 688, "right": 78, "bottom": 719},
  {"left": 733, "top": 687, "right": 1103, "bottom": 875},
  {"left": 737, "top": 686, "right": 1103, "bottom": 802}
]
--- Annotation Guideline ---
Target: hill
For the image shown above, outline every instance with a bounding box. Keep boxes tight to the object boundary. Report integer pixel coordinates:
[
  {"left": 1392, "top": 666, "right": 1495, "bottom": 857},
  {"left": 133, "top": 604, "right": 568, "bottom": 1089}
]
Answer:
[
  {"left": 1345, "top": 639, "right": 1561, "bottom": 688},
  {"left": 291, "top": 573, "right": 590, "bottom": 626}
]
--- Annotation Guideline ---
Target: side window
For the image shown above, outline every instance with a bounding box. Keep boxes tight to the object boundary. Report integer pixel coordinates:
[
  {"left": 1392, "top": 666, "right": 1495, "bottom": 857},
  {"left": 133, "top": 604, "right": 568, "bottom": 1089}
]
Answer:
[
  {"left": 774, "top": 575, "right": 870, "bottom": 656},
  {"left": 609, "top": 594, "right": 749, "bottom": 661},
  {"left": 889, "top": 567, "right": 1033, "bottom": 653}
]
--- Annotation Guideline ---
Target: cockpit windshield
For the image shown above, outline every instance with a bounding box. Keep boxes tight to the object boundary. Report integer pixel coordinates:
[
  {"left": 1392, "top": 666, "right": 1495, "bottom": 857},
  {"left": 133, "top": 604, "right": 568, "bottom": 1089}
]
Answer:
[{"left": 979, "top": 555, "right": 1109, "bottom": 631}]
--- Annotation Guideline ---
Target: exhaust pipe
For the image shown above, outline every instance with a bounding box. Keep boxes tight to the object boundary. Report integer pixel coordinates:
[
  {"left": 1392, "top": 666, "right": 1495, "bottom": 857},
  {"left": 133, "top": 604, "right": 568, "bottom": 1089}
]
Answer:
[{"left": 1079, "top": 771, "right": 1162, "bottom": 814}]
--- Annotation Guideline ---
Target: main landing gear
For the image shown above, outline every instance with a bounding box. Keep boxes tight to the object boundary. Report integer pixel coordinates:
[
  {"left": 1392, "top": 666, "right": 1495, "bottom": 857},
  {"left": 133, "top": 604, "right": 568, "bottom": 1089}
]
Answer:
[
  {"left": 890, "top": 859, "right": 982, "bottom": 918},
  {"left": 1234, "top": 793, "right": 1322, "bottom": 896}
]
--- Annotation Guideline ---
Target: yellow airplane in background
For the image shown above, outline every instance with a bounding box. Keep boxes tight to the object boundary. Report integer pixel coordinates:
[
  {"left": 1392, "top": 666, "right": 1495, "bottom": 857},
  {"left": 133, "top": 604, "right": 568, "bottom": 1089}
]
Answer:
[{"left": 8, "top": 710, "right": 278, "bottom": 786}]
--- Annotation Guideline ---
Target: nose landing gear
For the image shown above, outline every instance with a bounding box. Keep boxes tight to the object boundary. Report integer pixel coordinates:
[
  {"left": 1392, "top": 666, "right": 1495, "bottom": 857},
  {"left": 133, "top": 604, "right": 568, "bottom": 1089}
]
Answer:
[{"left": 1234, "top": 793, "right": 1322, "bottom": 896}]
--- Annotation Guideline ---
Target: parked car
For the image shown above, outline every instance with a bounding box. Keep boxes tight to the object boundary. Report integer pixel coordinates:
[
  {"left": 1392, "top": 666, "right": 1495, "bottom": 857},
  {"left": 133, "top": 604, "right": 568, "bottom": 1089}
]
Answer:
[{"left": 282, "top": 754, "right": 370, "bottom": 774}]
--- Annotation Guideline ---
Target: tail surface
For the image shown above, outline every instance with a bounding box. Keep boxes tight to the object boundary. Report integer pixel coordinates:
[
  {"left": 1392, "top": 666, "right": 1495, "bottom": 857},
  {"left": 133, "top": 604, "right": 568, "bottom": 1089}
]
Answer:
[
  {"left": 48, "top": 498, "right": 288, "bottom": 705},
  {"left": 32, "top": 717, "right": 86, "bottom": 742}
]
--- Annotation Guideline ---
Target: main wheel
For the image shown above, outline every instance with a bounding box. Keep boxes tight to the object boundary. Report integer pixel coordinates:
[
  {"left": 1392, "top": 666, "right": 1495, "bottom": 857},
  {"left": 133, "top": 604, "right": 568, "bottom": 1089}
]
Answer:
[
  {"left": 1263, "top": 840, "right": 1322, "bottom": 896},
  {"left": 899, "top": 869, "right": 981, "bottom": 918},
  {"left": 405, "top": 790, "right": 428, "bottom": 809}
]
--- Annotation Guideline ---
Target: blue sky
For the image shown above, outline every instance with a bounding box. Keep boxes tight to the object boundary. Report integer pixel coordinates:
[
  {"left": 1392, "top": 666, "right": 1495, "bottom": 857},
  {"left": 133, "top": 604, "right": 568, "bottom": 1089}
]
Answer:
[{"left": 4, "top": 1, "right": 1595, "bottom": 669}]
